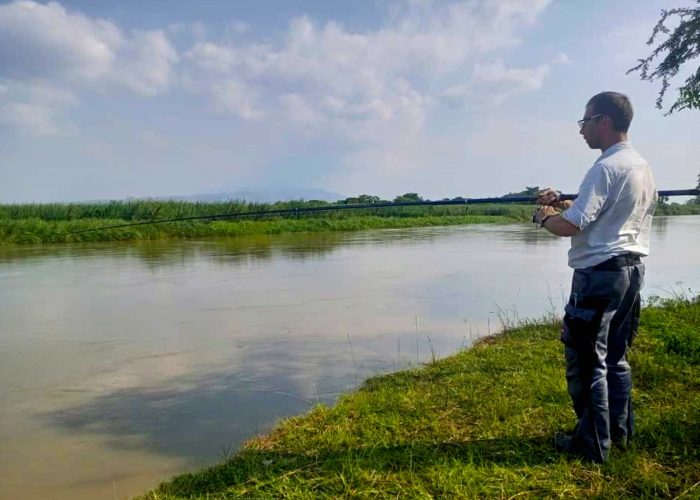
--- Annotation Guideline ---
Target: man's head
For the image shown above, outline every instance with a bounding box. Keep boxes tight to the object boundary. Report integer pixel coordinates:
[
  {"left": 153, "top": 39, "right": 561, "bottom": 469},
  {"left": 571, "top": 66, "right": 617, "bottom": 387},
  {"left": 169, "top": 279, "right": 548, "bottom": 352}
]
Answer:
[{"left": 579, "top": 91, "right": 633, "bottom": 150}]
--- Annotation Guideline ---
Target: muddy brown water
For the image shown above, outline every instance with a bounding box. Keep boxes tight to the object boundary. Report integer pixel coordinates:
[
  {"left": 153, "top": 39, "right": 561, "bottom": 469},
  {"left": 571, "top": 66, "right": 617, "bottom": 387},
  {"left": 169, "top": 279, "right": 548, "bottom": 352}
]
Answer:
[{"left": 1, "top": 217, "right": 698, "bottom": 499}]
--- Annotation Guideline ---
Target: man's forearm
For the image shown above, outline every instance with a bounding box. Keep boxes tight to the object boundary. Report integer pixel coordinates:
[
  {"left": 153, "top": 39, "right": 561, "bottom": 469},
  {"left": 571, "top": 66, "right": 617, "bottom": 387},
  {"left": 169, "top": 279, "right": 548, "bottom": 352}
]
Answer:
[{"left": 542, "top": 214, "right": 580, "bottom": 237}]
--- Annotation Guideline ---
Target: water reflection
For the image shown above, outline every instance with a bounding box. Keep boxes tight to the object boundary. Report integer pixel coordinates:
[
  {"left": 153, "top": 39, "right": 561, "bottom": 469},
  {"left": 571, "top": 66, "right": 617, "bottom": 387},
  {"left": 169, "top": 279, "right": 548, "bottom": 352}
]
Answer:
[
  {"left": 40, "top": 337, "right": 352, "bottom": 462},
  {"left": 38, "top": 326, "right": 468, "bottom": 463},
  {"left": 0, "top": 223, "right": 563, "bottom": 268},
  {"left": 651, "top": 215, "right": 669, "bottom": 236}
]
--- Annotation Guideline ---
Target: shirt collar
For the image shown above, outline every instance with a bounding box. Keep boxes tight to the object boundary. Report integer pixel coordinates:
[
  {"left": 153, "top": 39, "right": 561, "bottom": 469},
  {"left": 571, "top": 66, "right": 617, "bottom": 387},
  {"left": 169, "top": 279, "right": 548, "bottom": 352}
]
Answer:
[{"left": 599, "top": 140, "right": 630, "bottom": 160}]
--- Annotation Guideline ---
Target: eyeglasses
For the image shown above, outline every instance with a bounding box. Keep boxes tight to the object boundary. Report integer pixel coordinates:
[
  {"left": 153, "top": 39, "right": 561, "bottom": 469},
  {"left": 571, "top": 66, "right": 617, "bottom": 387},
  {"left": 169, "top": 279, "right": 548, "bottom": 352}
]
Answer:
[{"left": 577, "top": 114, "right": 605, "bottom": 128}]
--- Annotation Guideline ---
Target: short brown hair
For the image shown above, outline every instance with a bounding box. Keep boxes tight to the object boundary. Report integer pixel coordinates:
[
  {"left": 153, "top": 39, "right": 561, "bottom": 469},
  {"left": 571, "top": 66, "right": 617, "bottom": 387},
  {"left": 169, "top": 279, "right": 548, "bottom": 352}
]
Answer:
[{"left": 587, "top": 92, "right": 633, "bottom": 133}]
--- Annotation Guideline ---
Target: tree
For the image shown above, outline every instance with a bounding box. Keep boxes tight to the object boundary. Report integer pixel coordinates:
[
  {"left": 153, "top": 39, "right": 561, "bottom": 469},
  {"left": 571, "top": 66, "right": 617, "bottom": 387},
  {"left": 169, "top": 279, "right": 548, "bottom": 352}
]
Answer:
[
  {"left": 501, "top": 186, "right": 540, "bottom": 198},
  {"left": 341, "top": 194, "right": 382, "bottom": 205},
  {"left": 628, "top": 2, "right": 700, "bottom": 114},
  {"left": 393, "top": 193, "right": 423, "bottom": 203}
]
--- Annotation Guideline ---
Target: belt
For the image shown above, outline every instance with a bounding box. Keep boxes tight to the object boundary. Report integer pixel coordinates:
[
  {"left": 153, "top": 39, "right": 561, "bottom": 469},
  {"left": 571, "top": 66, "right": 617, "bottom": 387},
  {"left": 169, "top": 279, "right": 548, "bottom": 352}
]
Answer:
[{"left": 592, "top": 253, "right": 642, "bottom": 271}]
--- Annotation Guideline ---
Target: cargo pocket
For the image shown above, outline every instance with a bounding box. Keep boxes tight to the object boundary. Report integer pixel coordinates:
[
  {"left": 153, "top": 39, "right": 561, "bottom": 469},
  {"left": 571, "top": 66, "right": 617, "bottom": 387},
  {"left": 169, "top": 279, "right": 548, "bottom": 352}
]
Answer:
[{"left": 561, "top": 297, "right": 609, "bottom": 351}]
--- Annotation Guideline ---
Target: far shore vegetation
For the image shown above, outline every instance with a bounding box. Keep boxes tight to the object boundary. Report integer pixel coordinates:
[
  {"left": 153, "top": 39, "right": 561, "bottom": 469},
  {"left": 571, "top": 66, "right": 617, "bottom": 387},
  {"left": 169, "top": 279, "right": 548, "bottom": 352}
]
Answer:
[
  {"left": 1, "top": 187, "right": 698, "bottom": 244},
  {"left": 140, "top": 295, "right": 699, "bottom": 499}
]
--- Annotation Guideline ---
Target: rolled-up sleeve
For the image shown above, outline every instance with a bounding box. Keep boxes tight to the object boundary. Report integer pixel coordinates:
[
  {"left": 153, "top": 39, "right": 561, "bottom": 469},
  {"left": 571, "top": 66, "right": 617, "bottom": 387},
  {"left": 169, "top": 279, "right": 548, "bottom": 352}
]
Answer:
[{"left": 561, "top": 163, "right": 612, "bottom": 231}]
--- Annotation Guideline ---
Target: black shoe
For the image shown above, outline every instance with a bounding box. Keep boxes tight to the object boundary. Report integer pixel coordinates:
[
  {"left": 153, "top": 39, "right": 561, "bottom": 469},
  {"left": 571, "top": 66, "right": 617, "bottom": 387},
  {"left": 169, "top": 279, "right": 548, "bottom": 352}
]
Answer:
[
  {"left": 554, "top": 432, "right": 575, "bottom": 453},
  {"left": 612, "top": 437, "right": 628, "bottom": 450},
  {"left": 554, "top": 432, "right": 604, "bottom": 462}
]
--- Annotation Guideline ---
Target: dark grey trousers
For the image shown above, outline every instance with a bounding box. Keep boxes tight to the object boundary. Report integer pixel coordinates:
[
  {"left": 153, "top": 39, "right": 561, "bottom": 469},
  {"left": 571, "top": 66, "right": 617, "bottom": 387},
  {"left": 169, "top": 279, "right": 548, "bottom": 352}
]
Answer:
[{"left": 561, "top": 254, "right": 644, "bottom": 462}]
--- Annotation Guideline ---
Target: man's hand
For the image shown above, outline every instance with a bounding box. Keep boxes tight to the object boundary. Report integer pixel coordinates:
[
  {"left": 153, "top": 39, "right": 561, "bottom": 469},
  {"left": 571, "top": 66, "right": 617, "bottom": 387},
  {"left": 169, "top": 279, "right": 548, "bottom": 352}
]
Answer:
[
  {"left": 537, "top": 188, "right": 560, "bottom": 206},
  {"left": 533, "top": 205, "right": 558, "bottom": 227},
  {"left": 537, "top": 188, "right": 573, "bottom": 210}
]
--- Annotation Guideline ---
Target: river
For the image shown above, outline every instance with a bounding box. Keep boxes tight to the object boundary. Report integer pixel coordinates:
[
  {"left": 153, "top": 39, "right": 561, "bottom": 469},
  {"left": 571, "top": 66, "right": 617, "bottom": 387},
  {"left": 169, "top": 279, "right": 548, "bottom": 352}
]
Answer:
[{"left": 0, "top": 216, "right": 698, "bottom": 499}]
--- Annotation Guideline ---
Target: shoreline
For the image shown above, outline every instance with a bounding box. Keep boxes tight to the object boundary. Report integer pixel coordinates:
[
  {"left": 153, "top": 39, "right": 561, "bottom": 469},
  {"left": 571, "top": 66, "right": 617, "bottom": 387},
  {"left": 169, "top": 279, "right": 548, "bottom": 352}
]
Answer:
[
  {"left": 139, "top": 296, "right": 700, "bottom": 499},
  {"left": 0, "top": 214, "right": 524, "bottom": 244}
]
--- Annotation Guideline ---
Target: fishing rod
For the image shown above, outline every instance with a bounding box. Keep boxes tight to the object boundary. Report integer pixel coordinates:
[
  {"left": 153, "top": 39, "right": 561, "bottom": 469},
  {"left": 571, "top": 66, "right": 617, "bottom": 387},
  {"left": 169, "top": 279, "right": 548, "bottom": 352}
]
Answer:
[{"left": 69, "top": 189, "right": 699, "bottom": 234}]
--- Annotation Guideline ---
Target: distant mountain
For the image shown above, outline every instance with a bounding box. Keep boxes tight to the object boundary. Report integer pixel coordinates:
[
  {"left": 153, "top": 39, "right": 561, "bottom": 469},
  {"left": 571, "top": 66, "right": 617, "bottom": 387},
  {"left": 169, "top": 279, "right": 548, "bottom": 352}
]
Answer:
[{"left": 168, "top": 188, "right": 346, "bottom": 203}]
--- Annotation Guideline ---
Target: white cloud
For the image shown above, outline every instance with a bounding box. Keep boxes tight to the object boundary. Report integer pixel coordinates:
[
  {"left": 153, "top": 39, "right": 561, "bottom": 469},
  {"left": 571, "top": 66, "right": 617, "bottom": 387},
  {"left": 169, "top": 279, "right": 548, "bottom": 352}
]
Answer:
[
  {"left": 279, "top": 93, "right": 323, "bottom": 125},
  {"left": 389, "top": 0, "right": 550, "bottom": 55},
  {"left": 210, "top": 79, "right": 262, "bottom": 119},
  {"left": 473, "top": 60, "right": 548, "bottom": 89},
  {"left": 0, "top": 0, "right": 120, "bottom": 81},
  {"left": 0, "top": 0, "right": 556, "bottom": 138},
  {"left": 8, "top": 0, "right": 179, "bottom": 94},
  {"left": 0, "top": 102, "right": 61, "bottom": 135},
  {"left": 109, "top": 30, "right": 178, "bottom": 96},
  {"left": 0, "top": 0, "right": 178, "bottom": 135},
  {"left": 553, "top": 53, "right": 571, "bottom": 65},
  {"left": 180, "top": 0, "right": 555, "bottom": 133},
  {"left": 471, "top": 60, "right": 551, "bottom": 104},
  {"left": 466, "top": 51, "right": 570, "bottom": 106},
  {"left": 0, "top": 79, "right": 78, "bottom": 135},
  {"left": 174, "top": 0, "right": 559, "bottom": 196}
]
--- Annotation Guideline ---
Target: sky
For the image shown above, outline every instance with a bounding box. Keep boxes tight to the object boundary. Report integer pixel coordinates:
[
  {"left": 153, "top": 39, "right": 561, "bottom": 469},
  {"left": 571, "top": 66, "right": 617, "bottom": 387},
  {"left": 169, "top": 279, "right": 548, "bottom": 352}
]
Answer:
[{"left": 1, "top": 0, "right": 698, "bottom": 203}]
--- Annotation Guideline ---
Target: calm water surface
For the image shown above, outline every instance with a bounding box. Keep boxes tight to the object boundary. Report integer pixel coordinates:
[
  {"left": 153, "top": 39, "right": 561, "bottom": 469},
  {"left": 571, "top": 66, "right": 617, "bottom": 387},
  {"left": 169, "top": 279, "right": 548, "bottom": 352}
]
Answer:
[{"left": 1, "top": 217, "right": 698, "bottom": 499}]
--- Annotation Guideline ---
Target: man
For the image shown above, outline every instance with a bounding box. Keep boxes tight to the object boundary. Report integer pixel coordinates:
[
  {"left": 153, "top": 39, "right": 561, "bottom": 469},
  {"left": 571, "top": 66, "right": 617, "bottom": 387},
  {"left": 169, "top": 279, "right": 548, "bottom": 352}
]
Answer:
[{"left": 534, "top": 91, "right": 657, "bottom": 463}]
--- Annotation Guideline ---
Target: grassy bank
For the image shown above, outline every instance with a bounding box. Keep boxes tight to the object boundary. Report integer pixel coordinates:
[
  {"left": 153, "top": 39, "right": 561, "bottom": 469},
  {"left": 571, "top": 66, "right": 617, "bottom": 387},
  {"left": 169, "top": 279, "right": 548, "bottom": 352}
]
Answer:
[
  {"left": 0, "top": 215, "right": 518, "bottom": 244},
  {"left": 2, "top": 198, "right": 697, "bottom": 244},
  {"left": 655, "top": 203, "right": 700, "bottom": 216},
  {"left": 141, "top": 297, "right": 699, "bottom": 499},
  {"left": 0, "top": 204, "right": 533, "bottom": 244},
  {"left": 0, "top": 199, "right": 535, "bottom": 221}
]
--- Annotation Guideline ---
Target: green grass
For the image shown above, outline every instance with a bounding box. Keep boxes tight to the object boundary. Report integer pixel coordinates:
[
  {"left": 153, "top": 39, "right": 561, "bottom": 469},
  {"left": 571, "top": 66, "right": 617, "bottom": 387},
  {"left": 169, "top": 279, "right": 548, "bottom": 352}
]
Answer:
[
  {"left": 655, "top": 203, "right": 700, "bottom": 216},
  {"left": 141, "top": 297, "right": 700, "bottom": 499},
  {"left": 2, "top": 198, "right": 695, "bottom": 244},
  {"left": 0, "top": 199, "right": 535, "bottom": 221},
  {"left": 0, "top": 212, "right": 528, "bottom": 244},
  {"left": 0, "top": 199, "right": 310, "bottom": 221}
]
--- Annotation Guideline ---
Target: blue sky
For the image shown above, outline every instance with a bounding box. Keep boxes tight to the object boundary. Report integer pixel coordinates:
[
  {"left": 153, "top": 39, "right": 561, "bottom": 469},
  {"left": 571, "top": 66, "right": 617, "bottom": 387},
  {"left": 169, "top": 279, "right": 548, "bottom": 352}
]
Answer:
[{"left": 1, "top": 0, "right": 697, "bottom": 202}]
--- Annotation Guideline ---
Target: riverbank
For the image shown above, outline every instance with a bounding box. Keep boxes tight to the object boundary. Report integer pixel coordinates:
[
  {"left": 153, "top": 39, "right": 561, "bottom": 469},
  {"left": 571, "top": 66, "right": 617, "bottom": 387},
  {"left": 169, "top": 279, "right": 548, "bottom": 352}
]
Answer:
[
  {"left": 141, "top": 296, "right": 699, "bottom": 499},
  {"left": 0, "top": 214, "right": 523, "bottom": 244}
]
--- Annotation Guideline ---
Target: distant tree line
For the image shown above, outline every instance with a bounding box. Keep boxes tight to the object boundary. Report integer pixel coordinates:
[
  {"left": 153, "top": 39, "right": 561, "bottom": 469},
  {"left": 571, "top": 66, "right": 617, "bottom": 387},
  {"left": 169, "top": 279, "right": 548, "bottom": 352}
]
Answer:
[
  {"left": 339, "top": 180, "right": 700, "bottom": 215},
  {"left": 338, "top": 193, "right": 425, "bottom": 204},
  {"left": 339, "top": 189, "right": 541, "bottom": 205}
]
